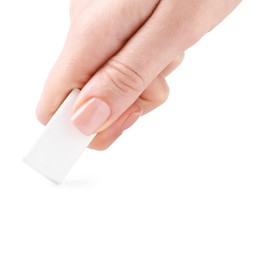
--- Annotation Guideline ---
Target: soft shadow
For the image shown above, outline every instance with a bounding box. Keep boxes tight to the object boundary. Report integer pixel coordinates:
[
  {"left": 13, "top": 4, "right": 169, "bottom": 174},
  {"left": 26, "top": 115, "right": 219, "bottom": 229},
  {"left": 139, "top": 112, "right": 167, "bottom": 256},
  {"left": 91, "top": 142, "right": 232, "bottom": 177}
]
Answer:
[{"left": 60, "top": 178, "right": 98, "bottom": 189}]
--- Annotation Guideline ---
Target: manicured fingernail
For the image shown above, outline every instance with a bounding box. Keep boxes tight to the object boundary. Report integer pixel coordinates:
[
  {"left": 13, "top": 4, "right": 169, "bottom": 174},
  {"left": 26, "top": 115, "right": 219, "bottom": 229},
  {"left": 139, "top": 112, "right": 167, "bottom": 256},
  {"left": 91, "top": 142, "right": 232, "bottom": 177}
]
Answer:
[
  {"left": 121, "top": 111, "right": 142, "bottom": 131},
  {"left": 71, "top": 98, "right": 111, "bottom": 135}
]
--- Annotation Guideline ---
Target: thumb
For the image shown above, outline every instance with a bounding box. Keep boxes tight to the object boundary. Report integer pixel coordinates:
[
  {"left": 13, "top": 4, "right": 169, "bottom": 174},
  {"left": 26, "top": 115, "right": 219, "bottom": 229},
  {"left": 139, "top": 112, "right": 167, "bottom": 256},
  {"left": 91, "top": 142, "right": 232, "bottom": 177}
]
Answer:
[{"left": 71, "top": 2, "right": 186, "bottom": 135}]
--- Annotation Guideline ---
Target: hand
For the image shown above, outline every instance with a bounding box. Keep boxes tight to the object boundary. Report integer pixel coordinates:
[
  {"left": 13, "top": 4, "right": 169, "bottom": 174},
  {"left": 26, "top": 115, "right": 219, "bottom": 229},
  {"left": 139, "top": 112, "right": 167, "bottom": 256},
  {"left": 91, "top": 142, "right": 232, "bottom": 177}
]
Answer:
[{"left": 36, "top": 0, "right": 241, "bottom": 150}]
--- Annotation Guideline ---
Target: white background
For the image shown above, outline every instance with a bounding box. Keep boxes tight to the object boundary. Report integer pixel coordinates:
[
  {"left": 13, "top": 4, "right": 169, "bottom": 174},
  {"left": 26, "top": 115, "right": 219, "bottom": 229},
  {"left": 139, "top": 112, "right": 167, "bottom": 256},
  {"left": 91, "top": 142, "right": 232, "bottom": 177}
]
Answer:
[{"left": 0, "top": 1, "right": 259, "bottom": 259}]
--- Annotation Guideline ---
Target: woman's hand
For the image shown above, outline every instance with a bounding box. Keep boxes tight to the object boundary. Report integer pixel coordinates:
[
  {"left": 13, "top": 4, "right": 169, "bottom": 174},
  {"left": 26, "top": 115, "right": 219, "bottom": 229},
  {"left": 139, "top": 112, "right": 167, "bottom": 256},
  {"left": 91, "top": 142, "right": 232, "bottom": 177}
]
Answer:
[{"left": 36, "top": 0, "right": 241, "bottom": 150}]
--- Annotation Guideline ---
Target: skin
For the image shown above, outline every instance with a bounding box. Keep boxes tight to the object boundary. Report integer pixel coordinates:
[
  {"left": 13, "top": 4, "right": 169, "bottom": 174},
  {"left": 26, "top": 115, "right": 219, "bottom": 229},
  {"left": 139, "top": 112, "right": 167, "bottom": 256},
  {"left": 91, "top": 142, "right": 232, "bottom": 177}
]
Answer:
[{"left": 36, "top": 0, "right": 242, "bottom": 150}]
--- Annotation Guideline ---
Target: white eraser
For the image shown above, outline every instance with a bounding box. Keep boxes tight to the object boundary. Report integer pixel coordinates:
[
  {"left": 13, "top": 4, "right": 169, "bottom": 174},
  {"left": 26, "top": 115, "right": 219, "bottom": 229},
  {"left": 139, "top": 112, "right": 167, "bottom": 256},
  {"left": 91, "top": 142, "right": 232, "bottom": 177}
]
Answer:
[{"left": 23, "top": 89, "right": 95, "bottom": 184}]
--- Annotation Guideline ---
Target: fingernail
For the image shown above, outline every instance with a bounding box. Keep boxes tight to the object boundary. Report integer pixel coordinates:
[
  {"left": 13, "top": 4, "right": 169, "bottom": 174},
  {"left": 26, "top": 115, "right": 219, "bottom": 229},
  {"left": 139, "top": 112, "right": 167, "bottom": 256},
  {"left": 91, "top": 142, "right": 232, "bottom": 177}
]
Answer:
[
  {"left": 121, "top": 111, "right": 142, "bottom": 131},
  {"left": 71, "top": 98, "right": 111, "bottom": 135}
]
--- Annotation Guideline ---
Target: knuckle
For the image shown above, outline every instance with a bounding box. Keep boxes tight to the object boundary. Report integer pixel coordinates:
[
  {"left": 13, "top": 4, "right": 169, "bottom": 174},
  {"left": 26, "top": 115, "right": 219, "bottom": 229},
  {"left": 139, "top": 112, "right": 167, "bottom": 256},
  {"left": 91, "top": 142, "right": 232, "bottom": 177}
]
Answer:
[{"left": 104, "top": 60, "right": 145, "bottom": 96}]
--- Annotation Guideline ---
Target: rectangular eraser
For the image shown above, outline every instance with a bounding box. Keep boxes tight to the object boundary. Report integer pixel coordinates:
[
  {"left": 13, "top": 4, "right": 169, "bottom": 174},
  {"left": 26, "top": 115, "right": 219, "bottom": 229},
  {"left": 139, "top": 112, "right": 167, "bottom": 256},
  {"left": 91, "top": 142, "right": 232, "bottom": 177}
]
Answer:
[{"left": 23, "top": 89, "right": 95, "bottom": 184}]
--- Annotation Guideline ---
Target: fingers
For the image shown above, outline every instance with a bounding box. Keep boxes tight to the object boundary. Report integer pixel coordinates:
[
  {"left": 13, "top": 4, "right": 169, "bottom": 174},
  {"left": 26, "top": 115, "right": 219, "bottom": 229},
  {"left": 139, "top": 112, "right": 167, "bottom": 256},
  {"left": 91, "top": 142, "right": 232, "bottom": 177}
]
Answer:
[
  {"left": 89, "top": 75, "right": 169, "bottom": 150},
  {"left": 36, "top": 0, "right": 159, "bottom": 124},
  {"left": 89, "top": 50, "right": 184, "bottom": 150},
  {"left": 38, "top": 0, "right": 241, "bottom": 144},
  {"left": 72, "top": 0, "right": 242, "bottom": 145},
  {"left": 88, "top": 103, "right": 142, "bottom": 150},
  {"left": 71, "top": 1, "right": 193, "bottom": 136}
]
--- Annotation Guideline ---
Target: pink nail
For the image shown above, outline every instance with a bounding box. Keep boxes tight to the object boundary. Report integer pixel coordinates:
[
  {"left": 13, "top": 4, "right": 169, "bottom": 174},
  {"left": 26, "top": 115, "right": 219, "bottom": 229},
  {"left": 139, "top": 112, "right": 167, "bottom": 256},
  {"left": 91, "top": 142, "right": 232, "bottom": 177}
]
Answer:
[
  {"left": 121, "top": 111, "right": 142, "bottom": 131},
  {"left": 71, "top": 98, "right": 111, "bottom": 136}
]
